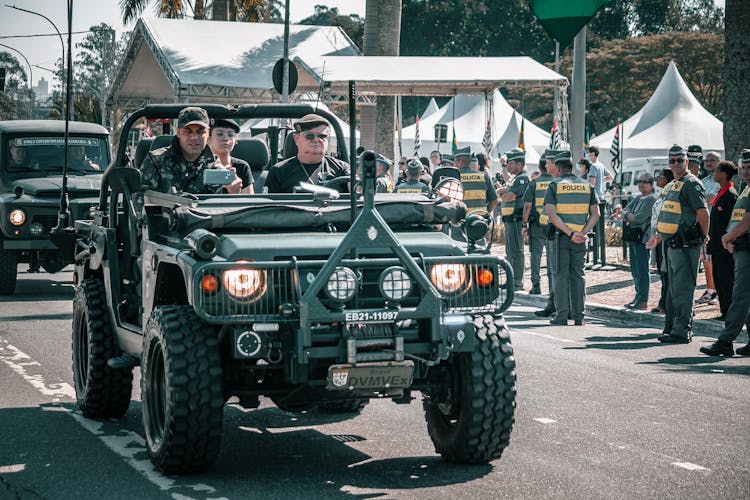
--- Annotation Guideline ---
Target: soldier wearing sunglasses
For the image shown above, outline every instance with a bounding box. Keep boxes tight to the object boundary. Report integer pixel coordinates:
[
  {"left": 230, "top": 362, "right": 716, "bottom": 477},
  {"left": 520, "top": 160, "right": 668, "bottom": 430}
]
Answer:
[{"left": 264, "top": 114, "right": 350, "bottom": 193}]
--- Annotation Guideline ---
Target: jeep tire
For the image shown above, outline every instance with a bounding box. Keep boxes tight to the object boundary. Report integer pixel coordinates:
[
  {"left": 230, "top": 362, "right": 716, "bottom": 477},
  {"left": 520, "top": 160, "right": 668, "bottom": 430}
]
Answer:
[
  {"left": 141, "top": 306, "right": 224, "bottom": 474},
  {"left": 0, "top": 249, "right": 17, "bottom": 295},
  {"left": 423, "top": 314, "right": 516, "bottom": 464},
  {"left": 72, "top": 279, "right": 133, "bottom": 418}
]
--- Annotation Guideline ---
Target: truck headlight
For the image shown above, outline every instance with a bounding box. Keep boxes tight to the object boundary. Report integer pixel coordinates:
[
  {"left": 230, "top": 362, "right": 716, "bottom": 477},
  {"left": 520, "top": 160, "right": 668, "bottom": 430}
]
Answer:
[
  {"left": 430, "top": 263, "right": 468, "bottom": 294},
  {"left": 325, "top": 266, "right": 358, "bottom": 302},
  {"left": 223, "top": 262, "right": 266, "bottom": 302},
  {"left": 379, "top": 266, "right": 412, "bottom": 301},
  {"left": 9, "top": 209, "right": 26, "bottom": 226}
]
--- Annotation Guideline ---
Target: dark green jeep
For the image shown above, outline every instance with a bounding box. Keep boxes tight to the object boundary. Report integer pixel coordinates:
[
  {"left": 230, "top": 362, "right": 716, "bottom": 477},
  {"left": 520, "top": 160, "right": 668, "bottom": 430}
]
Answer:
[
  {"left": 69, "top": 104, "right": 516, "bottom": 475},
  {"left": 0, "top": 120, "right": 109, "bottom": 293}
]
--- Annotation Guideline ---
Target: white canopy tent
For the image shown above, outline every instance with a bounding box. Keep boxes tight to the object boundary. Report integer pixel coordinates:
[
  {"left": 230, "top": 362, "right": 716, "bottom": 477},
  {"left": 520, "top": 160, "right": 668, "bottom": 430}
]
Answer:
[
  {"left": 419, "top": 98, "right": 440, "bottom": 121},
  {"left": 107, "top": 17, "right": 360, "bottom": 112},
  {"left": 589, "top": 62, "right": 724, "bottom": 169},
  {"left": 399, "top": 90, "right": 550, "bottom": 168}
]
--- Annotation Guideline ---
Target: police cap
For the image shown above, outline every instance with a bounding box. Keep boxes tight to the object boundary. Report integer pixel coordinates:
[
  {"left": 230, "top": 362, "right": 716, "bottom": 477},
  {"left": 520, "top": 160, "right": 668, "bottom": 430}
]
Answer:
[
  {"left": 668, "top": 144, "right": 686, "bottom": 157},
  {"left": 741, "top": 149, "right": 750, "bottom": 164},
  {"left": 453, "top": 146, "right": 472, "bottom": 159},
  {"left": 505, "top": 147, "right": 525, "bottom": 162}
]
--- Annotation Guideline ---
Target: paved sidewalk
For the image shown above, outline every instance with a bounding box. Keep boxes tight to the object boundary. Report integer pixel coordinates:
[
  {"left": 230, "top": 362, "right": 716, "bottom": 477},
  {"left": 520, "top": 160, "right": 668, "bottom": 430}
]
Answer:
[{"left": 492, "top": 243, "right": 739, "bottom": 339}]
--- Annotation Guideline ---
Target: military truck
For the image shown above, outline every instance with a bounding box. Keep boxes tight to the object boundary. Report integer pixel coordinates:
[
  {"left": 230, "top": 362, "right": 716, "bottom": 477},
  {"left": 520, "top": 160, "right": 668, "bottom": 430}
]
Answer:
[
  {"left": 69, "top": 104, "right": 516, "bottom": 475},
  {"left": 0, "top": 120, "right": 110, "bottom": 293}
]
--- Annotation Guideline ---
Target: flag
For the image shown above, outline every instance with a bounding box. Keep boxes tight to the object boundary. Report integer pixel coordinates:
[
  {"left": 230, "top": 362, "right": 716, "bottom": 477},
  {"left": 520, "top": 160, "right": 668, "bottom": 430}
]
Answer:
[
  {"left": 530, "top": 0, "right": 611, "bottom": 47},
  {"left": 610, "top": 121, "right": 621, "bottom": 172},
  {"left": 413, "top": 116, "right": 421, "bottom": 157},
  {"left": 451, "top": 126, "right": 458, "bottom": 153},
  {"left": 549, "top": 119, "right": 561, "bottom": 149},
  {"left": 518, "top": 118, "right": 525, "bottom": 151},
  {"left": 482, "top": 119, "right": 492, "bottom": 157}
]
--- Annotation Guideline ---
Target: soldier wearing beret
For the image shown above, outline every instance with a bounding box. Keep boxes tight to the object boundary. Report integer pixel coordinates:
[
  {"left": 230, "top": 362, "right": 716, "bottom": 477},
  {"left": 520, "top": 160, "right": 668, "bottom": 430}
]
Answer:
[
  {"left": 141, "top": 107, "right": 235, "bottom": 194},
  {"left": 646, "top": 145, "right": 709, "bottom": 344},
  {"left": 498, "top": 147, "right": 529, "bottom": 291},
  {"left": 264, "top": 114, "right": 350, "bottom": 193},
  {"left": 209, "top": 118, "right": 253, "bottom": 194},
  {"left": 395, "top": 160, "right": 430, "bottom": 194},
  {"left": 545, "top": 150, "right": 600, "bottom": 326},
  {"left": 701, "top": 150, "right": 750, "bottom": 357}
]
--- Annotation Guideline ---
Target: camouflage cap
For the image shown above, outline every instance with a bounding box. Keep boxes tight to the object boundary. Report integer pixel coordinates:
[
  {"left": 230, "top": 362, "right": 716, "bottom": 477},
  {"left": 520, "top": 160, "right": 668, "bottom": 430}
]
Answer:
[
  {"left": 294, "top": 113, "right": 331, "bottom": 132},
  {"left": 177, "top": 106, "right": 210, "bottom": 128}
]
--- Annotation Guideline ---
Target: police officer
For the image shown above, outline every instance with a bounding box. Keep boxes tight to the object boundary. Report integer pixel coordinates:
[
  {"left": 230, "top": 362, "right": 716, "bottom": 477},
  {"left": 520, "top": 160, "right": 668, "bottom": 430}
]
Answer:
[
  {"left": 374, "top": 154, "right": 395, "bottom": 193},
  {"left": 544, "top": 150, "right": 600, "bottom": 326},
  {"left": 646, "top": 145, "right": 709, "bottom": 344},
  {"left": 395, "top": 160, "right": 430, "bottom": 194},
  {"left": 700, "top": 150, "right": 750, "bottom": 356},
  {"left": 455, "top": 146, "right": 498, "bottom": 216},
  {"left": 141, "top": 106, "right": 238, "bottom": 194},
  {"left": 523, "top": 152, "right": 554, "bottom": 295},
  {"left": 498, "top": 147, "right": 529, "bottom": 290}
]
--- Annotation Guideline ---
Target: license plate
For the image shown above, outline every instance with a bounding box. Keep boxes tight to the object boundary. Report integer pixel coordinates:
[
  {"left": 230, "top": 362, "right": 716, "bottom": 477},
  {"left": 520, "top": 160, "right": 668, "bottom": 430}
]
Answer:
[
  {"left": 343, "top": 309, "right": 399, "bottom": 323},
  {"left": 327, "top": 361, "right": 414, "bottom": 391}
]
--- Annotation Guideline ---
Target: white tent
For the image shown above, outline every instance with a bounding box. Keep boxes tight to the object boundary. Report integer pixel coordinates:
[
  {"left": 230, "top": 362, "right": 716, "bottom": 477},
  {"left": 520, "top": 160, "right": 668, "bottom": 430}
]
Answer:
[
  {"left": 399, "top": 90, "right": 550, "bottom": 167},
  {"left": 419, "top": 98, "right": 440, "bottom": 121},
  {"left": 589, "top": 62, "right": 724, "bottom": 169}
]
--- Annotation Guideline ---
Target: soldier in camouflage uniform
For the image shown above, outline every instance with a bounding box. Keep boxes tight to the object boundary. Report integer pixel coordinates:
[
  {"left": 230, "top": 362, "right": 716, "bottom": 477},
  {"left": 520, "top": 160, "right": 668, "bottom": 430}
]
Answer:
[{"left": 140, "top": 107, "right": 238, "bottom": 195}]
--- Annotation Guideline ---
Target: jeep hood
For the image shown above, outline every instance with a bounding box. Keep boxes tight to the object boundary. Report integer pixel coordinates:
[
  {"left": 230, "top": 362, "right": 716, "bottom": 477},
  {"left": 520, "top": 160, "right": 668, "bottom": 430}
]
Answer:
[{"left": 11, "top": 175, "right": 102, "bottom": 197}]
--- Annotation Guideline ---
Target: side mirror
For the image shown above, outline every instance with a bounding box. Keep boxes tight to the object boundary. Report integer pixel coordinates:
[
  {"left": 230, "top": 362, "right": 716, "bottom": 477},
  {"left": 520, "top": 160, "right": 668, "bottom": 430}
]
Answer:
[{"left": 108, "top": 166, "right": 142, "bottom": 194}]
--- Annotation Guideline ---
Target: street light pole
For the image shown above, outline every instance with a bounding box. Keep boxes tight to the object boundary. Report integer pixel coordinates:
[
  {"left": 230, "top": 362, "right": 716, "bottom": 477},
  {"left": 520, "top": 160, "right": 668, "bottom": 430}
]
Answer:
[
  {"left": 6, "top": 4, "right": 67, "bottom": 119},
  {"left": 0, "top": 42, "right": 33, "bottom": 119}
]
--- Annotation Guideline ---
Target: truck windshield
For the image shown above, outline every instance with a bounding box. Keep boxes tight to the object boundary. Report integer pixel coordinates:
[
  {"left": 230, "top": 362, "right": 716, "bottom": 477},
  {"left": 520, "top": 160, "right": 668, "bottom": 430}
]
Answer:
[{"left": 5, "top": 136, "right": 110, "bottom": 175}]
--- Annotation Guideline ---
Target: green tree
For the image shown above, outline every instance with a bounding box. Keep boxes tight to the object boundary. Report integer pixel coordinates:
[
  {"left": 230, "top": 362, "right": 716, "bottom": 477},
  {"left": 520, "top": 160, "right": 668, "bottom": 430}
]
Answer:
[
  {"left": 0, "top": 52, "right": 33, "bottom": 120},
  {"left": 298, "top": 6, "right": 364, "bottom": 48}
]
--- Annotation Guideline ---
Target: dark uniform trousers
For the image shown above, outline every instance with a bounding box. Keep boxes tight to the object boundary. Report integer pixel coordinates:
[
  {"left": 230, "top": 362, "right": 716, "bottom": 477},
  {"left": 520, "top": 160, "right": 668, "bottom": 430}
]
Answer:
[
  {"left": 551, "top": 234, "right": 586, "bottom": 321},
  {"left": 528, "top": 222, "right": 546, "bottom": 289},
  {"left": 505, "top": 220, "right": 524, "bottom": 289},
  {"left": 719, "top": 249, "right": 750, "bottom": 343},
  {"left": 664, "top": 243, "right": 701, "bottom": 337}
]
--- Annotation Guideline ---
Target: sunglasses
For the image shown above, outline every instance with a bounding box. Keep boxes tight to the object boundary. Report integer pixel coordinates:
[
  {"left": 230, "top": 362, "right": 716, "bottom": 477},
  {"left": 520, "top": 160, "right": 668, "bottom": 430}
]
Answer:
[
  {"left": 668, "top": 158, "right": 684, "bottom": 164},
  {"left": 398, "top": 162, "right": 406, "bottom": 165},
  {"left": 638, "top": 180, "right": 651, "bottom": 184},
  {"left": 302, "top": 132, "right": 328, "bottom": 141}
]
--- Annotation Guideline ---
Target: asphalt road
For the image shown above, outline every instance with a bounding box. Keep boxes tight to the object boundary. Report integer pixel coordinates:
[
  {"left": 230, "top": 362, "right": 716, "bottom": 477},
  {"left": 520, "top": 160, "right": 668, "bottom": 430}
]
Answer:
[{"left": 1, "top": 268, "right": 748, "bottom": 499}]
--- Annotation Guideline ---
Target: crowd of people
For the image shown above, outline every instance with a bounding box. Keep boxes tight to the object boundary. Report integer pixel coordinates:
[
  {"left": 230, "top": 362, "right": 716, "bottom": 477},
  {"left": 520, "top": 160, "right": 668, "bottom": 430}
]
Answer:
[{"left": 140, "top": 106, "right": 750, "bottom": 358}]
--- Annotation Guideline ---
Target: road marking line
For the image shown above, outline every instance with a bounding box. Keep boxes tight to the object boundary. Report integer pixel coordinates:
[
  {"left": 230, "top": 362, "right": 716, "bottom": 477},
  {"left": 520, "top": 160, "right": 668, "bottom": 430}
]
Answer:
[
  {"left": 0, "top": 464, "right": 25, "bottom": 473},
  {"left": 533, "top": 418, "right": 557, "bottom": 424},
  {"left": 519, "top": 330, "right": 576, "bottom": 343},
  {"left": 673, "top": 462, "right": 709, "bottom": 471},
  {"left": 0, "top": 337, "right": 225, "bottom": 499}
]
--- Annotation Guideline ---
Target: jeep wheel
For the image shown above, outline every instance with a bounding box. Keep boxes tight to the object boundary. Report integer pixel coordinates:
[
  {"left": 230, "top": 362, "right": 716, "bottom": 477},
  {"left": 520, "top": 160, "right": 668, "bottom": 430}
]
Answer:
[
  {"left": 423, "top": 314, "right": 516, "bottom": 464},
  {"left": 72, "top": 279, "right": 133, "bottom": 418},
  {"left": 141, "top": 306, "right": 224, "bottom": 474},
  {"left": 319, "top": 399, "right": 369, "bottom": 413},
  {"left": 0, "top": 249, "right": 17, "bottom": 295}
]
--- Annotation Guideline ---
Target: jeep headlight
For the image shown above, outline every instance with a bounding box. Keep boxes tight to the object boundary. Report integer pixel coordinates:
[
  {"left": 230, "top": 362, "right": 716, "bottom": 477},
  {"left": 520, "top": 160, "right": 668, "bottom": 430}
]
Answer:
[
  {"left": 430, "top": 263, "right": 468, "bottom": 294},
  {"left": 223, "top": 261, "right": 266, "bottom": 302},
  {"left": 9, "top": 209, "right": 26, "bottom": 226},
  {"left": 379, "top": 266, "right": 412, "bottom": 301},
  {"left": 325, "top": 266, "right": 358, "bottom": 302}
]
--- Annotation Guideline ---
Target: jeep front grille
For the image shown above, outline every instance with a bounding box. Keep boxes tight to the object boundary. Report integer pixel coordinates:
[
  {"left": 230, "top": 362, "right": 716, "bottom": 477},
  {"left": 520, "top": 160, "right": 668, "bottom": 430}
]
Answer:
[{"left": 31, "top": 215, "right": 58, "bottom": 235}]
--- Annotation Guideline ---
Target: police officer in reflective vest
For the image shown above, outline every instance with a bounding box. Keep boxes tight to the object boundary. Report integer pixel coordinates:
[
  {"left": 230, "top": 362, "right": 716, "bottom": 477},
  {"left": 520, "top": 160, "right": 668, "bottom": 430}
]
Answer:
[
  {"left": 456, "top": 146, "right": 498, "bottom": 216},
  {"left": 498, "top": 147, "right": 529, "bottom": 290},
  {"left": 544, "top": 150, "right": 600, "bottom": 326},
  {"left": 701, "top": 150, "right": 750, "bottom": 357},
  {"left": 395, "top": 160, "right": 430, "bottom": 194},
  {"left": 523, "top": 152, "right": 555, "bottom": 296},
  {"left": 646, "top": 144, "right": 709, "bottom": 343}
]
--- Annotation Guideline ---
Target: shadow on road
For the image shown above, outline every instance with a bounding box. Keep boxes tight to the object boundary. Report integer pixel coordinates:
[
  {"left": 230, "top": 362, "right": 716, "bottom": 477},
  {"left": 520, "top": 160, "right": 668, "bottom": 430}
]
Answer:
[{"left": 638, "top": 356, "right": 750, "bottom": 376}]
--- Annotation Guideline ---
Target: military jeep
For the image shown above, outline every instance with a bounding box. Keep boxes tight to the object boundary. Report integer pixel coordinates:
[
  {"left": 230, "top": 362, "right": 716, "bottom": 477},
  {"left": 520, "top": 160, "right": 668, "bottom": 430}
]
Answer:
[
  {"left": 0, "top": 120, "right": 110, "bottom": 293},
  {"left": 69, "top": 104, "right": 516, "bottom": 475}
]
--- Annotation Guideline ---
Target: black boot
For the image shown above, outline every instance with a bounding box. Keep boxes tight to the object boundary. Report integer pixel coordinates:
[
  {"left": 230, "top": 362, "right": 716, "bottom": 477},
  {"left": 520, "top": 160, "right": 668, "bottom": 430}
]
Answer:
[
  {"left": 534, "top": 307, "right": 555, "bottom": 317},
  {"left": 735, "top": 343, "right": 750, "bottom": 356},
  {"left": 699, "top": 340, "right": 734, "bottom": 357}
]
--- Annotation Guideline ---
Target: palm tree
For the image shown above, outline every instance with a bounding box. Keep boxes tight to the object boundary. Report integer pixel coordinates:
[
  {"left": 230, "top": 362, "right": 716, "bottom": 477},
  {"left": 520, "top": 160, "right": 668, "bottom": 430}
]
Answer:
[
  {"left": 723, "top": 0, "right": 750, "bottom": 163},
  {"left": 120, "top": 0, "right": 271, "bottom": 24},
  {"left": 120, "top": 0, "right": 205, "bottom": 24}
]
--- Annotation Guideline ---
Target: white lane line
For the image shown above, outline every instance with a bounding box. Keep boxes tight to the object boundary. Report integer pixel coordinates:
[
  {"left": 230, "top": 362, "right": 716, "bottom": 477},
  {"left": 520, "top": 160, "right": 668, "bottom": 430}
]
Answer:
[
  {"left": 673, "top": 462, "right": 709, "bottom": 471},
  {"left": 519, "top": 330, "right": 576, "bottom": 343},
  {"left": 0, "top": 338, "right": 224, "bottom": 499},
  {"left": 533, "top": 418, "right": 557, "bottom": 424}
]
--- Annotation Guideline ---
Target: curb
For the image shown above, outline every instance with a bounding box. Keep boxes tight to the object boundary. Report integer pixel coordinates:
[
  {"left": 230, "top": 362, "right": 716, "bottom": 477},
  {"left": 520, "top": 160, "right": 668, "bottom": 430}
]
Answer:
[{"left": 512, "top": 291, "right": 729, "bottom": 337}]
